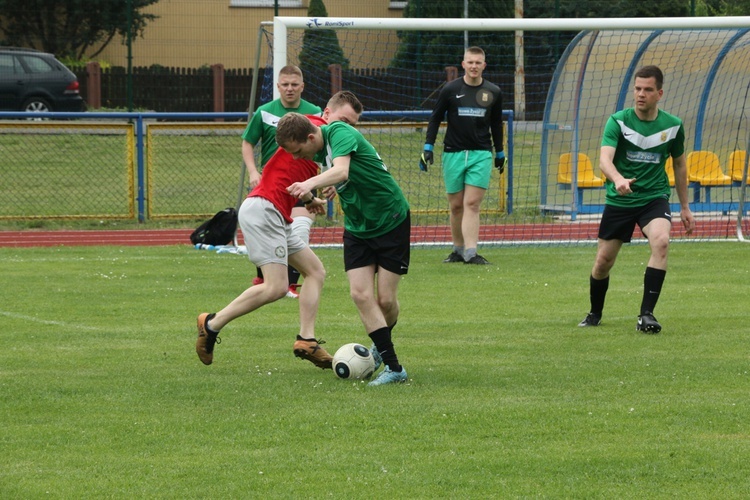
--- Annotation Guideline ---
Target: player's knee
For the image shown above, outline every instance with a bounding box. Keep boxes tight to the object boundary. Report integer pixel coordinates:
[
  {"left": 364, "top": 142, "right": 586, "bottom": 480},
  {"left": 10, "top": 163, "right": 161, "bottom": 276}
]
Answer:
[
  {"left": 378, "top": 295, "right": 398, "bottom": 316},
  {"left": 349, "top": 287, "right": 374, "bottom": 308}
]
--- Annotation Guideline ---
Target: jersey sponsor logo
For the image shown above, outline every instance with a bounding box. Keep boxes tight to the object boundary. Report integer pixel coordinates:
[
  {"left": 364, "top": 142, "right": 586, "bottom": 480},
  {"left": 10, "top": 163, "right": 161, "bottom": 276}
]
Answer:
[
  {"left": 626, "top": 150, "right": 661, "bottom": 164},
  {"left": 456, "top": 94, "right": 466, "bottom": 99},
  {"left": 457, "top": 107, "right": 486, "bottom": 118}
]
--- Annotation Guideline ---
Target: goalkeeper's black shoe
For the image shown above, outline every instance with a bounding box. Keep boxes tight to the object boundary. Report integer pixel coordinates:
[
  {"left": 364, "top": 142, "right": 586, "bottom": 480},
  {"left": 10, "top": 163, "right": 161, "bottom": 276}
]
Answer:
[
  {"left": 636, "top": 312, "right": 661, "bottom": 334},
  {"left": 578, "top": 313, "right": 601, "bottom": 327},
  {"left": 443, "top": 251, "right": 464, "bottom": 263},
  {"left": 464, "top": 254, "right": 491, "bottom": 265}
]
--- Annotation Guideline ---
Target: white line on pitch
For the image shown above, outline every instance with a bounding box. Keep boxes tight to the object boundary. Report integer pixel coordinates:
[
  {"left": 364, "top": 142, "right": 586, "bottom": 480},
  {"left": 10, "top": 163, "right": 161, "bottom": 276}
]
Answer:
[{"left": 0, "top": 311, "right": 101, "bottom": 331}]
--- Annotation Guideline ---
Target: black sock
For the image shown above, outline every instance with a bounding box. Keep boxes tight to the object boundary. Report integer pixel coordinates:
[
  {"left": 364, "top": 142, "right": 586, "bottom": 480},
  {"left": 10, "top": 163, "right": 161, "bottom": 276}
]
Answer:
[
  {"left": 590, "top": 275, "right": 609, "bottom": 316},
  {"left": 288, "top": 266, "right": 301, "bottom": 286},
  {"left": 641, "top": 267, "right": 666, "bottom": 315},
  {"left": 256, "top": 267, "right": 263, "bottom": 280},
  {"left": 205, "top": 313, "right": 219, "bottom": 333},
  {"left": 369, "top": 326, "right": 402, "bottom": 372}
]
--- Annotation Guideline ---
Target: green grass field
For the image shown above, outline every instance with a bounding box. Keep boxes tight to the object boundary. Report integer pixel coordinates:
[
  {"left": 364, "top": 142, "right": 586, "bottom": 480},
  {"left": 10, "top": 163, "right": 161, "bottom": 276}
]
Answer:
[{"left": 1, "top": 243, "right": 749, "bottom": 498}]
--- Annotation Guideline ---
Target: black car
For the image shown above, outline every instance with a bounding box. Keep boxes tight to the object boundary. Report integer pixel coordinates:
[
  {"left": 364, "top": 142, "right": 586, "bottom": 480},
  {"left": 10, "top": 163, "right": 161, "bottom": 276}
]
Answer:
[{"left": 0, "top": 47, "right": 84, "bottom": 113}]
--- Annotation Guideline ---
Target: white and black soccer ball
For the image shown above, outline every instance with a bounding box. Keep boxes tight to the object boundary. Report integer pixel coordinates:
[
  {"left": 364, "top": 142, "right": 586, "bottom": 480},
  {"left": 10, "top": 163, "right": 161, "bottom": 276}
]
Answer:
[{"left": 333, "top": 343, "right": 375, "bottom": 380}]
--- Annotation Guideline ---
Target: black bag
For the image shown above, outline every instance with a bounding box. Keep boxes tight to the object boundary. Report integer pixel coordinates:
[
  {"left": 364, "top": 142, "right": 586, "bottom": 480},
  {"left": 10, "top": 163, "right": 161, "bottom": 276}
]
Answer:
[{"left": 190, "top": 207, "right": 237, "bottom": 246}]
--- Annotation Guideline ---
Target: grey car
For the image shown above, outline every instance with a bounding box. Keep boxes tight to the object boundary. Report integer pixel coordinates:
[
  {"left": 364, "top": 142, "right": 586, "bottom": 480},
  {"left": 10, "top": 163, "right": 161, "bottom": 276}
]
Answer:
[{"left": 0, "top": 47, "right": 84, "bottom": 113}]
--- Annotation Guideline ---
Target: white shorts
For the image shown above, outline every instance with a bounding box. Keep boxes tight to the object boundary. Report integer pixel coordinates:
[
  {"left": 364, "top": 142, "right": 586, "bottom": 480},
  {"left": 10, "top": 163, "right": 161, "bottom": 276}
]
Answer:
[{"left": 238, "top": 197, "right": 306, "bottom": 267}]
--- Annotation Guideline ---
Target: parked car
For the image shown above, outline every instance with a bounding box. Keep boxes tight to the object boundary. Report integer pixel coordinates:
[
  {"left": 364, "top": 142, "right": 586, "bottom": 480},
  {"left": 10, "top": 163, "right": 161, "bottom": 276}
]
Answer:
[{"left": 0, "top": 47, "right": 84, "bottom": 113}]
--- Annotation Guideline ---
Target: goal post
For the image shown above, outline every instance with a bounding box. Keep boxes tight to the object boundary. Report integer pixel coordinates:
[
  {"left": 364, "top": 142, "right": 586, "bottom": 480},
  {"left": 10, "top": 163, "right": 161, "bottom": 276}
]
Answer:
[{"left": 261, "top": 16, "right": 750, "bottom": 245}]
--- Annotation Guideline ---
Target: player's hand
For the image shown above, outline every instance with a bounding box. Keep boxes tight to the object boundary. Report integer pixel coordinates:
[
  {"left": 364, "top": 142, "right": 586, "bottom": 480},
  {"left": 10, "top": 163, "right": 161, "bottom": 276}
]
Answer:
[
  {"left": 681, "top": 207, "right": 696, "bottom": 236},
  {"left": 419, "top": 150, "right": 433, "bottom": 172},
  {"left": 615, "top": 177, "right": 637, "bottom": 196},
  {"left": 494, "top": 152, "right": 507, "bottom": 174},
  {"left": 287, "top": 181, "right": 310, "bottom": 200},
  {"left": 322, "top": 186, "right": 337, "bottom": 200},
  {"left": 304, "top": 197, "right": 326, "bottom": 215}
]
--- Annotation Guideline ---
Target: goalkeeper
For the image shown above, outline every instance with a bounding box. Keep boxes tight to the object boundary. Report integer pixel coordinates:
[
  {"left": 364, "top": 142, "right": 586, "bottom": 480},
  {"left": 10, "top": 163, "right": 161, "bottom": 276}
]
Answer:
[{"left": 420, "top": 46, "right": 506, "bottom": 265}]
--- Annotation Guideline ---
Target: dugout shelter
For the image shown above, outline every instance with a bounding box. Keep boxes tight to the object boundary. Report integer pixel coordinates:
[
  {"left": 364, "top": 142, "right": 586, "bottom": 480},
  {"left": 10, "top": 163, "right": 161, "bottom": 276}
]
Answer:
[{"left": 540, "top": 28, "right": 750, "bottom": 219}]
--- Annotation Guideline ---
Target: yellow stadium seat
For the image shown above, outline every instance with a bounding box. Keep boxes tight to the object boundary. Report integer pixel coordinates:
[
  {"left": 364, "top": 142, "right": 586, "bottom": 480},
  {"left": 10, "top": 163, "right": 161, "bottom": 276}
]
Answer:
[
  {"left": 665, "top": 156, "right": 675, "bottom": 187},
  {"left": 687, "top": 151, "right": 732, "bottom": 185},
  {"left": 557, "top": 153, "right": 605, "bottom": 188},
  {"left": 728, "top": 150, "right": 749, "bottom": 184}
]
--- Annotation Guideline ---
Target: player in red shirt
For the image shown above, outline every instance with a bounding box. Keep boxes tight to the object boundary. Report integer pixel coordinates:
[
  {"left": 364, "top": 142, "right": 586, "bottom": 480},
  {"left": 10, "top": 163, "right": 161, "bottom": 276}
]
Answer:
[{"left": 195, "top": 91, "right": 362, "bottom": 369}]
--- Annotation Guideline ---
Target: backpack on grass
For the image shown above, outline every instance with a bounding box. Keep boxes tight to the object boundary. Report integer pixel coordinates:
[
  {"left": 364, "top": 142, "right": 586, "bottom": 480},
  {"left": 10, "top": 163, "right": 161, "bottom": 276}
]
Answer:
[{"left": 190, "top": 207, "right": 237, "bottom": 246}]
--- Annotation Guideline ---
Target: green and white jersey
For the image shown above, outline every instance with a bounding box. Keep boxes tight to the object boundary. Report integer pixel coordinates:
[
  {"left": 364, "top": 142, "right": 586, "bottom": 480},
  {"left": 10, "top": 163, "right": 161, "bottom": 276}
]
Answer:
[
  {"left": 601, "top": 107, "right": 685, "bottom": 208},
  {"left": 242, "top": 98, "right": 322, "bottom": 168},
  {"left": 316, "top": 121, "right": 410, "bottom": 238}
]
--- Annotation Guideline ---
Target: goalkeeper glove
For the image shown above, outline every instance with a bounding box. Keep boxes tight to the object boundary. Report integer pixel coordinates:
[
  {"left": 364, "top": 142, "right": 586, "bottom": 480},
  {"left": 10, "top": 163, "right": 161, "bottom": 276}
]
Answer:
[
  {"left": 419, "top": 145, "right": 434, "bottom": 172},
  {"left": 495, "top": 151, "right": 507, "bottom": 174}
]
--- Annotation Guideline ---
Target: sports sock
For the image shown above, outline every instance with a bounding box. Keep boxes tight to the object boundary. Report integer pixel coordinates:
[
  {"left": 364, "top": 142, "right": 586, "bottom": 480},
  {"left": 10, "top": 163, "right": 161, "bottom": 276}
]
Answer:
[
  {"left": 453, "top": 245, "right": 464, "bottom": 256},
  {"left": 464, "top": 248, "right": 477, "bottom": 260},
  {"left": 256, "top": 267, "right": 263, "bottom": 280},
  {"left": 640, "top": 267, "right": 666, "bottom": 315},
  {"left": 205, "top": 313, "right": 220, "bottom": 333},
  {"left": 288, "top": 266, "right": 301, "bottom": 286},
  {"left": 590, "top": 275, "right": 609, "bottom": 316},
  {"left": 368, "top": 326, "right": 402, "bottom": 372}
]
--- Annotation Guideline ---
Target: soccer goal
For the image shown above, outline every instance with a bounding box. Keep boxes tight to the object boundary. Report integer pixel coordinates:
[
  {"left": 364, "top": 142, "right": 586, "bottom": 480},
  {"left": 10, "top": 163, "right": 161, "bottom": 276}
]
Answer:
[{"left": 250, "top": 15, "right": 750, "bottom": 245}]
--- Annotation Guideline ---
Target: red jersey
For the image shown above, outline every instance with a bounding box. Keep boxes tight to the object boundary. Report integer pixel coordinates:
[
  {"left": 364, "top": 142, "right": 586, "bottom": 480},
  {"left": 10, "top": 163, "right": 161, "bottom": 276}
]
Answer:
[{"left": 248, "top": 115, "right": 326, "bottom": 223}]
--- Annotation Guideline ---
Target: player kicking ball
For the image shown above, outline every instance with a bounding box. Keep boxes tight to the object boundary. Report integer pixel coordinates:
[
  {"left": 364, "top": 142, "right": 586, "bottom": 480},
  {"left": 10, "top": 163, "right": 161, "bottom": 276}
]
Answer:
[{"left": 279, "top": 111, "right": 410, "bottom": 386}]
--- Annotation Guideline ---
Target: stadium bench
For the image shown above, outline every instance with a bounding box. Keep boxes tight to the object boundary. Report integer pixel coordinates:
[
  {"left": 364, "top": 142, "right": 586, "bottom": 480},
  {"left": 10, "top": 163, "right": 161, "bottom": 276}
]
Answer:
[
  {"left": 728, "top": 150, "right": 749, "bottom": 185},
  {"left": 687, "top": 150, "right": 732, "bottom": 206}
]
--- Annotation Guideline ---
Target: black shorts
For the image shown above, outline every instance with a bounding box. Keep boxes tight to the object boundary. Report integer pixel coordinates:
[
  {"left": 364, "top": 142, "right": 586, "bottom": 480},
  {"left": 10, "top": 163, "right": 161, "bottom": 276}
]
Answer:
[
  {"left": 293, "top": 189, "right": 319, "bottom": 208},
  {"left": 343, "top": 211, "right": 410, "bottom": 275},
  {"left": 598, "top": 198, "right": 671, "bottom": 242}
]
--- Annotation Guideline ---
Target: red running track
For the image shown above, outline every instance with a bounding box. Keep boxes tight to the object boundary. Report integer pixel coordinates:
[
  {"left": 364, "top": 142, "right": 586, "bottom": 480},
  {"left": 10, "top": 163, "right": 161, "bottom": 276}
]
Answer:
[{"left": 0, "top": 220, "right": 737, "bottom": 248}]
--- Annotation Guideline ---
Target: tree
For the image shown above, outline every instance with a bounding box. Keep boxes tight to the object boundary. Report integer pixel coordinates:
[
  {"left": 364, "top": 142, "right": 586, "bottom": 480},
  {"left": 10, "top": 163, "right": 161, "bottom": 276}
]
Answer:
[
  {"left": 298, "top": 0, "right": 349, "bottom": 72},
  {"left": 391, "top": 0, "right": 514, "bottom": 70},
  {"left": 0, "top": 0, "right": 159, "bottom": 59}
]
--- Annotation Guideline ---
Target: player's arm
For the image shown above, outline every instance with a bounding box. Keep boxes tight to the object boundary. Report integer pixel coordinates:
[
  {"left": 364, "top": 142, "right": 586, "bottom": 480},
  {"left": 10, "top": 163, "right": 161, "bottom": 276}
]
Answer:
[
  {"left": 288, "top": 155, "right": 351, "bottom": 199},
  {"left": 671, "top": 152, "right": 695, "bottom": 235},
  {"left": 420, "top": 85, "right": 451, "bottom": 169},
  {"left": 599, "top": 145, "right": 635, "bottom": 195},
  {"left": 425, "top": 86, "right": 450, "bottom": 144},
  {"left": 241, "top": 139, "right": 262, "bottom": 189},
  {"left": 490, "top": 93, "right": 506, "bottom": 172}
]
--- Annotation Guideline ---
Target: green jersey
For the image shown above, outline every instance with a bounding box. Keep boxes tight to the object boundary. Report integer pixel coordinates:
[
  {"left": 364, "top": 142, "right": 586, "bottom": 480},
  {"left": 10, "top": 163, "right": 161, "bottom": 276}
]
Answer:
[
  {"left": 317, "top": 121, "right": 410, "bottom": 238},
  {"left": 601, "top": 108, "right": 685, "bottom": 208},
  {"left": 242, "top": 98, "right": 322, "bottom": 168}
]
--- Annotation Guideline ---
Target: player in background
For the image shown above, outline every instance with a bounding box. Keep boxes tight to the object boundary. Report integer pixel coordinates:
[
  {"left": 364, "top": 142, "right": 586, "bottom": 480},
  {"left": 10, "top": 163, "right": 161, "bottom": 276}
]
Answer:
[
  {"left": 196, "top": 92, "right": 363, "bottom": 368},
  {"left": 241, "top": 65, "right": 321, "bottom": 298},
  {"left": 578, "top": 65, "right": 695, "bottom": 333},
  {"left": 280, "top": 112, "right": 410, "bottom": 387},
  {"left": 419, "top": 46, "right": 506, "bottom": 265}
]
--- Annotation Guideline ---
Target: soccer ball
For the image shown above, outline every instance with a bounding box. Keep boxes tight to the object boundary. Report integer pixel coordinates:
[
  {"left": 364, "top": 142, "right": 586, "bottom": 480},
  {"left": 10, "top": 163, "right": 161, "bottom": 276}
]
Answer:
[{"left": 333, "top": 343, "right": 376, "bottom": 380}]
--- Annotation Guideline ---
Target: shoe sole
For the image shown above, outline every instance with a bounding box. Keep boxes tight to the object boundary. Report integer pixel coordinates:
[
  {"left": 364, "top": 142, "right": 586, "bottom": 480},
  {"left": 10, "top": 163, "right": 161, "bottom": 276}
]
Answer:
[
  {"left": 293, "top": 348, "right": 332, "bottom": 369},
  {"left": 368, "top": 373, "right": 408, "bottom": 386},
  {"left": 637, "top": 325, "right": 662, "bottom": 334}
]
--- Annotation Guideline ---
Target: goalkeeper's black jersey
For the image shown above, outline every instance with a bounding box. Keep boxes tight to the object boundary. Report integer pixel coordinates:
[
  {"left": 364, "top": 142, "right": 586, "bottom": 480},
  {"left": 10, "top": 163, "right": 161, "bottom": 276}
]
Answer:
[{"left": 425, "top": 77, "right": 504, "bottom": 153}]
